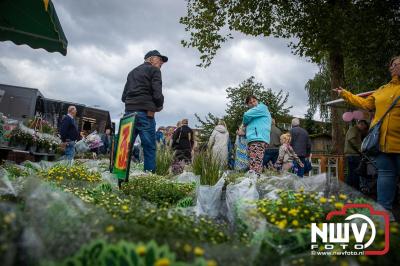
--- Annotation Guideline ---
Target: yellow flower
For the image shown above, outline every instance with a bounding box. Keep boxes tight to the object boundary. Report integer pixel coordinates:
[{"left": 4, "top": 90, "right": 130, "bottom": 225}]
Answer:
[
  {"left": 154, "top": 258, "right": 170, "bottom": 266},
  {"left": 277, "top": 220, "right": 287, "bottom": 230},
  {"left": 390, "top": 226, "right": 398, "bottom": 234},
  {"left": 319, "top": 197, "right": 327, "bottom": 204},
  {"left": 194, "top": 246, "right": 205, "bottom": 256},
  {"left": 339, "top": 194, "right": 347, "bottom": 200},
  {"left": 288, "top": 209, "right": 299, "bottom": 216},
  {"left": 334, "top": 202, "right": 344, "bottom": 209},
  {"left": 282, "top": 207, "right": 288, "bottom": 212},
  {"left": 105, "top": 225, "right": 114, "bottom": 233},
  {"left": 207, "top": 260, "right": 218, "bottom": 266},
  {"left": 292, "top": 220, "right": 299, "bottom": 226},
  {"left": 3, "top": 212, "right": 16, "bottom": 224},
  {"left": 121, "top": 205, "right": 129, "bottom": 211},
  {"left": 304, "top": 210, "right": 310, "bottom": 214},
  {"left": 136, "top": 245, "right": 146, "bottom": 256},
  {"left": 183, "top": 244, "right": 192, "bottom": 253}
]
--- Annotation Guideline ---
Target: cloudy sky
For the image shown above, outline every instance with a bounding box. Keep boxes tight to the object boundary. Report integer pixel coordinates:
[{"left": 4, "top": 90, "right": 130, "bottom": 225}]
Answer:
[{"left": 0, "top": 0, "right": 319, "bottom": 128}]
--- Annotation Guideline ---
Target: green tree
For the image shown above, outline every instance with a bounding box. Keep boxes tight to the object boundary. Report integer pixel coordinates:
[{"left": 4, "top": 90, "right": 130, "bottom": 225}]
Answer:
[
  {"left": 303, "top": 108, "right": 319, "bottom": 135},
  {"left": 194, "top": 112, "right": 220, "bottom": 145},
  {"left": 180, "top": 0, "right": 400, "bottom": 153}
]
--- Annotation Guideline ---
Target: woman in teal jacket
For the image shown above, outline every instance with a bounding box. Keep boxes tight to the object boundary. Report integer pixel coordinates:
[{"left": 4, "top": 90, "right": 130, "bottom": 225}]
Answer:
[{"left": 243, "top": 95, "right": 272, "bottom": 174}]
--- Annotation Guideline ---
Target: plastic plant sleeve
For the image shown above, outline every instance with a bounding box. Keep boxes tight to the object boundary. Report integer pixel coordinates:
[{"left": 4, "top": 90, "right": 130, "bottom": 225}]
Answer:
[
  {"left": 195, "top": 176, "right": 225, "bottom": 218},
  {"left": 226, "top": 173, "right": 259, "bottom": 223}
]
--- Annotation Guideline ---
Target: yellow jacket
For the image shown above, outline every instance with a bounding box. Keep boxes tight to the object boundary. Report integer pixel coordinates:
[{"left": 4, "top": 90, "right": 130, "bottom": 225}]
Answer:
[{"left": 340, "top": 76, "right": 400, "bottom": 153}]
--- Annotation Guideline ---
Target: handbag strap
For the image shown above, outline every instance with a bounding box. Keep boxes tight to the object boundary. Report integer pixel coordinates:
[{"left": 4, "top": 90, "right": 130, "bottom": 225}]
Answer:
[{"left": 376, "top": 95, "right": 400, "bottom": 124}]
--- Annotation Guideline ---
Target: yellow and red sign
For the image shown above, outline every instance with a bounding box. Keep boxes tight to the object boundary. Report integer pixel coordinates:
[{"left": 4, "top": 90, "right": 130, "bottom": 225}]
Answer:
[{"left": 113, "top": 114, "right": 135, "bottom": 179}]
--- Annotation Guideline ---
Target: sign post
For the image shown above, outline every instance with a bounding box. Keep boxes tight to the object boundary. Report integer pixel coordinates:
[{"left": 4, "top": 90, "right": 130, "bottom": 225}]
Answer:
[{"left": 111, "top": 114, "right": 135, "bottom": 188}]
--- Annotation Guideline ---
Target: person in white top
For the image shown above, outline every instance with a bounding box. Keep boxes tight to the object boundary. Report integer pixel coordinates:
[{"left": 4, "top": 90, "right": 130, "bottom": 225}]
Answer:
[{"left": 208, "top": 120, "right": 230, "bottom": 166}]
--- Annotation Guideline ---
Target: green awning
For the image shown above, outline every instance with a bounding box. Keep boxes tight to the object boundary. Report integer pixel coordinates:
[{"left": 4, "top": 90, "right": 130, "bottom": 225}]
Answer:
[{"left": 0, "top": 0, "right": 68, "bottom": 55}]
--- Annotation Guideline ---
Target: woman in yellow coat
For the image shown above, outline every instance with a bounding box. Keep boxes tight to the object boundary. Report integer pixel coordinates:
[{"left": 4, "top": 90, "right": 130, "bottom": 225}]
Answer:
[{"left": 334, "top": 56, "right": 400, "bottom": 217}]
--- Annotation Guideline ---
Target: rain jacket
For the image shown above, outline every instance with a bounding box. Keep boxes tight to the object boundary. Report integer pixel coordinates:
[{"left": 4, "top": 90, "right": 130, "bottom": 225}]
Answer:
[
  {"left": 122, "top": 62, "right": 164, "bottom": 112},
  {"left": 242, "top": 103, "right": 272, "bottom": 144},
  {"left": 208, "top": 125, "right": 230, "bottom": 165},
  {"left": 340, "top": 75, "right": 400, "bottom": 153}
]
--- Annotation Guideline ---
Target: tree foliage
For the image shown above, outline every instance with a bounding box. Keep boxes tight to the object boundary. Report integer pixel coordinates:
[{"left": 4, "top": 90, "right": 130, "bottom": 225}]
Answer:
[
  {"left": 181, "top": 0, "right": 399, "bottom": 68},
  {"left": 194, "top": 112, "right": 220, "bottom": 145},
  {"left": 180, "top": 0, "right": 400, "bottom": 154}
]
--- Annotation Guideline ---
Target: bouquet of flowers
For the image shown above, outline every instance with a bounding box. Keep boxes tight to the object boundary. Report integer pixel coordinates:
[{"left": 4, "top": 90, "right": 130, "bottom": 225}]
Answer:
[{"left": 85, "top": 131, "right": 103, "bottom": 149}]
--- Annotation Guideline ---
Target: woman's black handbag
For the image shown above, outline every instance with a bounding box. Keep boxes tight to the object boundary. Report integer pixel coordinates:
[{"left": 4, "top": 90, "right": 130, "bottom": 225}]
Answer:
[{"left": 361, "top": 95, "right": 400, "bottom": 154}]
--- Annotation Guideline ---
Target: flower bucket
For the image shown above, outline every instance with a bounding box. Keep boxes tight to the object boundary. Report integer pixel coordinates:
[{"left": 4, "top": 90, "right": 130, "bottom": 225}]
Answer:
[{"left": 29, "top": 144, "right": 38, "bottom": 153}]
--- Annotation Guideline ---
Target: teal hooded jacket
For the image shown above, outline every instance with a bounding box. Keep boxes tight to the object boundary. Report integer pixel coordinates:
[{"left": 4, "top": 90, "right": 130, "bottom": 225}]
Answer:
[{"left": 242, "top": 103, "right": 272, "bottom": 144}]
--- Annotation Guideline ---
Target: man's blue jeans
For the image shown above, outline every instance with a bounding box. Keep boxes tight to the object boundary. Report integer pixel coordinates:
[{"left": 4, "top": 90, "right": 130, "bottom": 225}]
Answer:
[
  {"left": 125, "top": 111, "right": 156, "bottom": 173},
  {"left": 293, "top": 157, "right": 306, "bottom": 177},
  {"left": 376, "top": 152, "right": 400, "bottom": 211},
  {"left": 345, "top": 155, "right": 361, "bottom": 190},
  {"left": 65, "top": 141, "right": 75, "bottom": 161}
]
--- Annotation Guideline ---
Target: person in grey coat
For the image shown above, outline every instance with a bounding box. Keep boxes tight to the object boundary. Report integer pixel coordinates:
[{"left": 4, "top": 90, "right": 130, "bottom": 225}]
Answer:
[
  {"left": 263, "top": 118, "right": 282, "bottom": 168},
  {"left": 289, "top": 118, "right": 312, "bottom": 177}
]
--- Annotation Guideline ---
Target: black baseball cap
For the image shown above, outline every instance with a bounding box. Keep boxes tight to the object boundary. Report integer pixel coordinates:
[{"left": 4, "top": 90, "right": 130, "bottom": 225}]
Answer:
[{"left": 144, "top": 50, "right": 168, "bottom": 62}]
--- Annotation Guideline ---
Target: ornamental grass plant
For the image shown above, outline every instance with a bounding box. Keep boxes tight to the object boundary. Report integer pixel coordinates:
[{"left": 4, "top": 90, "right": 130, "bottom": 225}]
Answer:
[
  {"left": 155, "top": 144, "right": 174, "bottom": 176},
  {"left": 192, "top": 150, "right": 221, "bottom": 186}
]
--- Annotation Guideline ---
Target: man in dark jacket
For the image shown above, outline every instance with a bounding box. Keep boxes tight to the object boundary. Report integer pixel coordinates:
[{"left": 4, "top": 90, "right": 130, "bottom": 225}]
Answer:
[
  {"left": 263, "top": 118, "right": 282, "bottom": 167},
  {"left": 121, "top": 50, "right": 167, "bottom": 172},
  {"left": 289, "top": 118, "right": 312, "bottom": 177},
  {"left": 172, "top": 119, "right": 194, "bottom": 163},
  {"left": 344, "top": 120, "right": 369, "bottom": 189},
  {"left": 60, "top": 106, "right": 79, "bottom": 161},
  {"left": 100, "top": 128, "right": 112, "bottom": 154}
]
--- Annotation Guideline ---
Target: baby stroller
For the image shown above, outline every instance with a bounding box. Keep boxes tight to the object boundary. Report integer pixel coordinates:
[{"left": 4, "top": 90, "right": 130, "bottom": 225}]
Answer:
[{"left": 355, "top": 153, "right": 377, "bottom": 197}]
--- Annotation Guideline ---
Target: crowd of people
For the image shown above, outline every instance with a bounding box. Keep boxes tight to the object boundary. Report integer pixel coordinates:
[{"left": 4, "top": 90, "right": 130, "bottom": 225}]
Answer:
[{"left": 59, "top": 50, "right": 400, "bottom": 219}]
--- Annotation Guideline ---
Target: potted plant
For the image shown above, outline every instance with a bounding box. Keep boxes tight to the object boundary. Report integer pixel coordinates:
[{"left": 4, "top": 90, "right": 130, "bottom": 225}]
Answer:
[
  {"left": 29, "top": 134, "right": 39, "bottom": 152},
  {"left": 37, "top": 138, "right": 51, "bottom": 153},
  {"left": 10, "top": 128, "right": 33, "bottom": 150}
]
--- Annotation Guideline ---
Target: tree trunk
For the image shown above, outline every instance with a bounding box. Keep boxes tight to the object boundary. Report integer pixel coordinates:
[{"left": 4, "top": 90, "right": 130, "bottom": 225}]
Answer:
[{"left": 328, "top": 50, "right": 346, "bottom": 155}]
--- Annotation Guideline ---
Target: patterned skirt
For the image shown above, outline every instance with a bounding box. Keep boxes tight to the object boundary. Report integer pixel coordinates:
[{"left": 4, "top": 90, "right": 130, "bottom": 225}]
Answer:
[{"left": 248, "top": 141, "right": 268, "bottom": 174}]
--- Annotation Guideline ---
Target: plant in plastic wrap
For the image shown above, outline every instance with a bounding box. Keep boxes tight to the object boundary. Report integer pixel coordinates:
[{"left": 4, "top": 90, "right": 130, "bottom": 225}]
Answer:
[
  {"left": 192, "top": 150, "right": 221, "bottom": 186},
  {"left": 256, "top": 189, "right": 384, "bottom": 254},
  {"left": 226, "top": 175, "right": 259, "bottom": 223},
  {"left": 75, "top": 139, "right": 90, "bottom": 154},
  {"left": 195, "top": 177, "right": 225, "bottom": 218},
  {"left": 85, "top": 131, "right": 103, "bottom": 149}
]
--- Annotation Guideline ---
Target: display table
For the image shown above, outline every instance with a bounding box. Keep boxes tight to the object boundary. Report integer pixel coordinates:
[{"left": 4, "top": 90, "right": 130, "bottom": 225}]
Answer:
[{"left": 0, "top": 145, "right": 56, "bottom": 163}]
